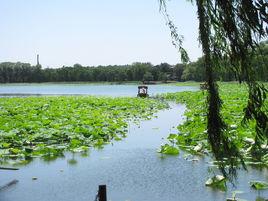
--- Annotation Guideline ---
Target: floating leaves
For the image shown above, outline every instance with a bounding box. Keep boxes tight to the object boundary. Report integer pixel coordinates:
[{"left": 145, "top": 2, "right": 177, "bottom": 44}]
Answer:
[
  {"left": 205, "top": 175, "right": 227, "bottom": 191},
  {"left": 0, "top": 96, "right": 168, "bottom": 162},
  {"left": 159, "top": 83, "right": 268, "bottom": 167},
  {"left": 250, "top": 181, "right": 268, "bottom": 190},
  {"left": 159, "top": 144, "right": 179, "bottom": 155}
]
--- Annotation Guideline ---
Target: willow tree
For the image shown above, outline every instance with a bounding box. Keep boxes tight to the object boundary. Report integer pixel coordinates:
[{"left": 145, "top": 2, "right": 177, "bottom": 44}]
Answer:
[{"left": 160, "top": 0, "right": 268, "bottom": 178}]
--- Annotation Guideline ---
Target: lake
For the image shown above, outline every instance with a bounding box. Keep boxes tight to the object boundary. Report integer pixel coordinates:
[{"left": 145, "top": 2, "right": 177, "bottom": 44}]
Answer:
[
  {"left": 0, "top": 104, "right": 267, "bottom": 201},
  {"left": 0, "top": 84, "right": 267, "bottom": 201},
  {"left": 0, "top": 83, "right": 198, "bottom": 97}
]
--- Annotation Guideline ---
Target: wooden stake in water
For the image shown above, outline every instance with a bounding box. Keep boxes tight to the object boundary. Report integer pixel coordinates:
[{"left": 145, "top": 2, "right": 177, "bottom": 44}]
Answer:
[
  {"left": 0, "top": 167, "right": 19, "bottom": 170},
  {"left": 98, "top": 185, "right": 107, "bottom": 201}
]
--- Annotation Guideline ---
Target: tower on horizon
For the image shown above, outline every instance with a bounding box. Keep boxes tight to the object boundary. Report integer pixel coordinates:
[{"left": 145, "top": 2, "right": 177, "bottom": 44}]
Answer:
[{"left": 37, "top": 54, "right": 40, "bottom": 66}]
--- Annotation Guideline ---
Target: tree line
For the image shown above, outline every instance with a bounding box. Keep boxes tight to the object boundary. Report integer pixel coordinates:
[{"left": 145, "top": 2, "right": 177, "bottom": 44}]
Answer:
[{"left": 0, "top": 41, "right": 267, "bottom": 83}]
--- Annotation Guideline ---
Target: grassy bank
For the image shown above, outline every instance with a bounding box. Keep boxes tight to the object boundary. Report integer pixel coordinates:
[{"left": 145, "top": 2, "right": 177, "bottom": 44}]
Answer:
[
  {"left": 159, "top": 83, "right": 268, "bottom": 166},
  {"left": 0, "top": 96, "right": 168, "bottom": 163}
]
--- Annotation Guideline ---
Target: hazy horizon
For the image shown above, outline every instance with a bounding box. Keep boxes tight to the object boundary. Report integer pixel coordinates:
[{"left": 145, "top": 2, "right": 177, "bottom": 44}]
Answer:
[{"left": 0, "top": 0, "right": 202, "bottom": 68}]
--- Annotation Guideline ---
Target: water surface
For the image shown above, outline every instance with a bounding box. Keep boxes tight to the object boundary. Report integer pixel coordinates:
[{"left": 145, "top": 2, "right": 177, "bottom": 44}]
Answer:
[
  {"left": 0, "top": 83, "right": 197, "bottom": 97},
  {"left": 0, "top": 103, "right": 267, "bottom": 201}
]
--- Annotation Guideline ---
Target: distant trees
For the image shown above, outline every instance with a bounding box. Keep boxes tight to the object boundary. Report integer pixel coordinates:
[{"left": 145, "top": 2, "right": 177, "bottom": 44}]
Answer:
[
  {"left": 0, "top": 42, "right": 267, "bottom": 83},
  {"left": 143, "top": 71, "right": 154, "bottom": 81},
  {"left": 253, "top": 41, "right": 268, "bottom": 82},
  {"left": 181, "top": 58, "right": 205, "bottom": 81},
  {"left": 0, "top": 62, "right": 40, "bottom": 83}
]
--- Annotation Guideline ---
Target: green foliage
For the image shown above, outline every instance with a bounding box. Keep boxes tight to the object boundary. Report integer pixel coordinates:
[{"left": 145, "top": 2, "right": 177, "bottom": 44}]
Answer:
[
  {"left": 159, "top": 0, "right": 190, "bottom": 63},
  {"left": 160, "top": 0, "right": 268, "bottom": 180},
  {"left": 181, "top": 58, "right": 206, "bottom": 81},
  {"left": 250, "top": 181, "right": 268, "bottom": 190},
  {"left": 160, "top": 83, "right": 268, "bottom": 167},
  {"left": 0, "top": 96, "right": 168, "bottom": 162},
  {"left": 158, "top": 144, "right": 179, "bottom": 155},
  {"left": 205, "top": 175, "right": 227, "bottom": 191},
  {"left": 143, "top": 71, "right": 154, "bottom": 81}
]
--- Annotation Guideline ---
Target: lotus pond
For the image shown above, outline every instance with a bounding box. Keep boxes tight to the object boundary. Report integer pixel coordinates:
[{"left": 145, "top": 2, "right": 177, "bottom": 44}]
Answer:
[
  {"left": 0, "top": 96, "right": 168, "bottom": 162},
  {"left": 1, "top": 102, "right": 267, "bottom": 201},
  {"left": 0, "top": 83, "right": 267, "bottom": 201},
  {"left": 159, "top": 83, "right": 268, "bottom": 167}
]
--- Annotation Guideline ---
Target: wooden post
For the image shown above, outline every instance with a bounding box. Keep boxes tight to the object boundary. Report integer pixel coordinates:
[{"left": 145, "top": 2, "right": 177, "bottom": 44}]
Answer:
[
  {"left": 0, "top": 167, "right": 19, "bottom": 170},
  {"left": 98, "top": 185, "right": 107, "bottom": 201}
]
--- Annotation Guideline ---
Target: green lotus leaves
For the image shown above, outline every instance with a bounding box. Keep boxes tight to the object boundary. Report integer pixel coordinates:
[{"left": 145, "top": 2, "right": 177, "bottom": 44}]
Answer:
[
  {"left": 0, "top": 96, "right": 168, "bottom": 162},
  {"left": 205, "top": 175, "right": 227, "bottom": 191},
  {"left": 159, "top": 144, "right": 179, "bottom": 155},
  {"left": 250, "top": 181, "right": 268, "bottom": 190},
  {"left": 160, "top": 83, "right": 268, "bottom": 166}
]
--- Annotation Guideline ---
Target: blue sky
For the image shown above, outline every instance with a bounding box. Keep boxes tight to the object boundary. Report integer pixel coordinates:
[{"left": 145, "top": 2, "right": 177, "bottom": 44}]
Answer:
[{"left": 0, "top": 0, "right": 201, "bottom": 68}]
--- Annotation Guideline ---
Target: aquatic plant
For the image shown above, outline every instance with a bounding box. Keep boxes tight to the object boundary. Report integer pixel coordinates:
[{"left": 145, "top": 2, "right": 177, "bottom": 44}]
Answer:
[
  {"left": 250, "top": 181, "right": 268, "bottom": 190},
  {"left": 160, "top": 0, "right": 268, "bottom": 180},
  {"left": 0, "top": 96, "right": 168, "bottom": 163},
  {"left": 159, "top": 83, "right": 268, "bottom": 168}
]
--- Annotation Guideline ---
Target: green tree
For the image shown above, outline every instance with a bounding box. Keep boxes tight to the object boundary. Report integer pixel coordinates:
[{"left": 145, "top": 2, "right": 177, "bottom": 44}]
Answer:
[
  {"left": 143, "top": 71, "right": 154, "bottom": 81},
  {"left": 160, "top": 0, "right": 268, "bottom": 178},
  {"left": 173, "top": 64, "right": 185, "bottom": 81},
  {"left": 181, "top": 58, "right": 205, "bottom": 81}
]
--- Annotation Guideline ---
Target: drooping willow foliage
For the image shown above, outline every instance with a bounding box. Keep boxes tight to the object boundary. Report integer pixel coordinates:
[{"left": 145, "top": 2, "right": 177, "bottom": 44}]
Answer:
[{"left": 159, "top": 0, "right": 268, "bottom": 179}]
